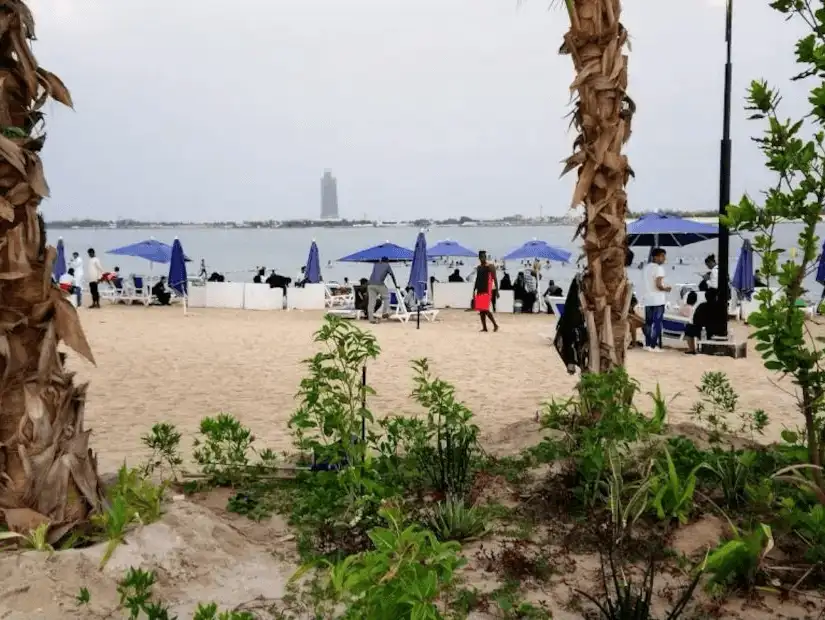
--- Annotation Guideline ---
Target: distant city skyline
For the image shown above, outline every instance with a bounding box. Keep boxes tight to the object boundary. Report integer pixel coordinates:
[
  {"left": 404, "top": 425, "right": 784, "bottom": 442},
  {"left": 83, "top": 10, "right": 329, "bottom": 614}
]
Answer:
[{"left": 320, "top": 170, "right": 339, "bottom": 220}]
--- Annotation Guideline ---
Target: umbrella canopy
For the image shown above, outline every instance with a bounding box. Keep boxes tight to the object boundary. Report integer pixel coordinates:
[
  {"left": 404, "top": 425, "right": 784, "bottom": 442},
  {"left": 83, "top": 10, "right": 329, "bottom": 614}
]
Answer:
[
  {"left": 338, "top": 242, "right": 414, "bottom": 263},
  {"left": 817, "top": 240, "right": 825, "bottom": 286},
  {"left": 53, "top": 237, "right": 66, "bottom": 280},
  {"left": 732, "top": 239, "right": 755, "bottom": 300},
  {"left": 627, "top": 213, "right": 718, "bottom": 247},
  {"left": 408, "top": 231, "right": 428, "bottom": 300},
  {"left": 502, "top": 239, "right": 572, "bottom": 263},
  {"left": 168, "top": 238, "right": 188, "bottom": 296},
  {"left": 107, "top": 239, "right": 190, "bottom": 264},
  {"left": 427, "top": 239, "right": 476, "bottom": 258},
  {"left": 305, "top": 240, "right": 322, "bottom": 284}
]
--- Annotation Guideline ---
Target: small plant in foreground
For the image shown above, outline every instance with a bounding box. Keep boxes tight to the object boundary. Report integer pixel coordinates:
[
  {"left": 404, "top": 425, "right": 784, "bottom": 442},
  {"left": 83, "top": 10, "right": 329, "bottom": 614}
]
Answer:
[
  {"left": 75, "top": 587, "right": 90, "bottom": 606},
  {"left": 409, "top": 358, "right": 480, "bottom": 500},
  {"left": 117, "top": 567, "right": 174, "bottom": 619},
  {"left": 294, "top": 505, "right": 464, "bottom": 620},
  {"left": 425, "top": 497, "right": 489, "bottom": 542},
  {"left": 704, "top": 522, "right": 773, "bottom": 592},
  {"left": 0, "top": 522, "right": 53, "bottom": 552},
  {"left": 193, "top": 413, "right": 255, "bottom": 487},
  {"left": 649, "top": 447, "right": 705, "bottom": 525},
  {"left": 690, "top": 372, "right": 767, "bottom": 445},
  {"left": 577, "top": 550, "right": 702, "bottom": 619},
  {"left": 141, "top": 422, "right": 183, "bottom": 481}
]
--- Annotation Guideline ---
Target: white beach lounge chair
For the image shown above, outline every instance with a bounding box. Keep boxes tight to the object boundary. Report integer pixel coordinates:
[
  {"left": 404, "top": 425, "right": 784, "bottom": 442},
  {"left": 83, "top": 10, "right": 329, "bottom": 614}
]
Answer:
[
  {"left": 389, "top": 295, "right": 439, "bottom": 324},
  {"left": 325, "top": 283, "right": 353, "bottom": 309}
]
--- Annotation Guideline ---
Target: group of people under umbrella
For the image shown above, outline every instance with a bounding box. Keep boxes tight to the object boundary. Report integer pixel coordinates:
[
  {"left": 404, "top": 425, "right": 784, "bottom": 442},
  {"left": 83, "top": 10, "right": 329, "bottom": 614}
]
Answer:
[{"left": 51, "top": 237, "right": 189, "bottom": 308}]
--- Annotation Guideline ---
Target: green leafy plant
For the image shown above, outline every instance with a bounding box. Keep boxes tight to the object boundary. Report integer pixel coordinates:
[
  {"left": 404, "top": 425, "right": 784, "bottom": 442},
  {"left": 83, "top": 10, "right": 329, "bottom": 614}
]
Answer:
[
  {"left": 723, "top": 1, "right": 825, "bottom": 503},
  {"left": 709, "top": 449, "right": 757, "bottom": 510},
  {"left": 116, "top": 567, "right": 174, "bottom": 620},
  {"left": 605, "top": 448, "right": 654, "bottom": 544},
  {"left": 780, "top": 498, "right": 825, "bottom": 564},
  {"left": 93, "top": 495, "right": 137, "bottom": 568},
  {"left": 110, "top": 465, "right": 167, "bottom": 523},
  {"left": 578, "top": 550, "right": 702, "bottom": 619},
  {"left": 705, "top": 522, "right": 773, "bottom": 592},
  {"left": 76, "top": 587, "right": 91, "bottom": 606},
  {"left": 289, "top": 315, "right": 380, "bottom": 470},
  {"left": 690, "top": 372, "right": 767, "bottom": 445},
  {"left": 192, "top": 603, "right": 256, "bottom": 620},
  {"left": 0, "top": 522, "right": 53, "bottom": 552},
  {"left": 408, "top": 358, "right": 480, "bottom": 500},
  {"left": 193, "top": 413, "right": 255, "bottom": 487},
  {"left": 649, "top": 447, "right": 705, "bottom": 525},
  {"left": 425, "top": 497, "right": 489, "bottom": 542},
  {"left": 295, "top": 505, "right": 465, "bottom": 620},
  {"left": 141, "top": 422, "right": 183, "bottom": 481}
]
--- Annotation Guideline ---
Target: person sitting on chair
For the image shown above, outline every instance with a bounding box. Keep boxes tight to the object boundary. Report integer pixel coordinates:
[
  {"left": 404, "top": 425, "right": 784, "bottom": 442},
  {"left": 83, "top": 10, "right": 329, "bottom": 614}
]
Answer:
[{"left": 685, "top": 289, "right": 723, "bottom": 354}]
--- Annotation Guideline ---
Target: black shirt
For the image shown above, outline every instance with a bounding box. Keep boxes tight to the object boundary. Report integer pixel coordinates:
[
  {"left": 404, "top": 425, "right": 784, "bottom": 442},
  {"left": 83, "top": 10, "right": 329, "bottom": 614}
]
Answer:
[{"left": 691, "top": 302, "right": 723, "bottom": 338}]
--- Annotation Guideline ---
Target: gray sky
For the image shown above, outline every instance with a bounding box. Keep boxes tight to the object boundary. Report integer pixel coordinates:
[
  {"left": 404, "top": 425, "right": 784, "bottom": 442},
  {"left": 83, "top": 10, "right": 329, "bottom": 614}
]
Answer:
[{"left": 31, "top": 0, "right": 803, "bottom": 221}]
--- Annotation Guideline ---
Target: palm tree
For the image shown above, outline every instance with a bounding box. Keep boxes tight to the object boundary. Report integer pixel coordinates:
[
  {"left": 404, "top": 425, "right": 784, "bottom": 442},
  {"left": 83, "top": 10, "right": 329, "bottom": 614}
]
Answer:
[
  {"left": 559, "top": 0, "right": 634, "bottom": 371},
  {"left": 0, "top": 0, "right": 103, "bottom": 539}
]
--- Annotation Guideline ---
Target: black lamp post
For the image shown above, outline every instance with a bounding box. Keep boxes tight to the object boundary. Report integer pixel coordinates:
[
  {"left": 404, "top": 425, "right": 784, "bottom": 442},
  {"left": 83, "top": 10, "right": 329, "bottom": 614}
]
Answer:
[{"left": 718, "top": 0, "right": 733, "bottom": 336}]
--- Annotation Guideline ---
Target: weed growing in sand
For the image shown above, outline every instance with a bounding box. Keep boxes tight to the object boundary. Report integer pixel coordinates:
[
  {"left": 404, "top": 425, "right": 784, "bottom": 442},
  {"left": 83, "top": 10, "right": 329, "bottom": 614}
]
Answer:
[
  {"left": 193, "top": 413, "right": 256, "bottom": 487},
  {"left": 425, "top": 497, "right": 489, "bottom": 542},
  {"left": 116, "top": 567, "right": 174, "bottom": 619},
  {"left": 649, "top": 447, "right": 707, "bottom": 525},
  {"left": 141, "top": 422, "right": 183, "bottom": 481},
  {"left": 408, "top": 358, "right": 480, "bottom": 500},
  {"left": 705, "top": 522, "right": 773, "bottom": 592},
  {"left": 690, "top": 372, "right": 768, "bottom": 445},
  {"left": 0, "top": 522, "right": 53, "bottom": 552},
  {"left": 294, "top": 505, "right": 464, "bottom": 620}
]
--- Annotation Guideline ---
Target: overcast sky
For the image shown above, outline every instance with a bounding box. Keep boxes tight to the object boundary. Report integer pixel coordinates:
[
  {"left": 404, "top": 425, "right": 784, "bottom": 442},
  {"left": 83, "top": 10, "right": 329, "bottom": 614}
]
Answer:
[{"left": 29, "top": 0, "right": 803, "bottom": 221}]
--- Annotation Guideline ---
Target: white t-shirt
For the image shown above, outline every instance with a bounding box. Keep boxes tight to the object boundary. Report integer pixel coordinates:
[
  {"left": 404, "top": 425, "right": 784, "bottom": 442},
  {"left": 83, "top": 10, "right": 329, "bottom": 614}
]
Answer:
[
  {"left": 58, "top": 273, "right": 74, "bottom": 287},
  {"left": 86, "top": 257, "right": 103, "bottom": 282},
  {"left": 644, "top": 262, "right": 667, "bottom": 307}
]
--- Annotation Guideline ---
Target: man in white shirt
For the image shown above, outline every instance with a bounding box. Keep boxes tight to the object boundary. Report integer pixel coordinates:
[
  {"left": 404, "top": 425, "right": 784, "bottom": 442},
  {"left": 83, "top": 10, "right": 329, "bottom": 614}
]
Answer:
[
  {"left": 642, "top": 248, "right": 672, "bottom": 352},
  {"left": 69, "top": 252, "right": 84, "bottom": 305},
  {"left": 86, "top": 247, "right": 104, "bottom": 308},
  {"left": 702, "top": 254, "right": 719, "bottom": 294}
]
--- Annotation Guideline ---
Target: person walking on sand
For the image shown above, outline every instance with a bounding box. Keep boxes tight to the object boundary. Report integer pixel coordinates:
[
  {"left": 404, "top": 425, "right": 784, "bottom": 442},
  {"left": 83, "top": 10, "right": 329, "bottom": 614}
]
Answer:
[
  {"left": 473, "top": 251, "right": 499, "bottom": 333},
  {"left": 643, "top": 248, "right": 671, "bottom": 352},
  {"left": 367, "top": 257, "right": 400, "bottom": 323},
  {"left": 86, "top": 247, "right": 104, "bottom": 309}
]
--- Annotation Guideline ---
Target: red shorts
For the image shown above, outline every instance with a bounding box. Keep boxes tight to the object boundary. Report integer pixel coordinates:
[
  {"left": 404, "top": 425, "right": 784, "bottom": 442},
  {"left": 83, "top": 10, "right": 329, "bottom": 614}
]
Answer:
[{"left": 474, "top": 293, "right": 491, "bottom": 312}]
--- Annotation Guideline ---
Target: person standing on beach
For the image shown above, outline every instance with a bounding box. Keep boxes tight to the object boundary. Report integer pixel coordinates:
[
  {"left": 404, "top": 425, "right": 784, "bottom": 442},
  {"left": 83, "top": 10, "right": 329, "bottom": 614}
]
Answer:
[
  {"left": 473, "top": 251, "right": 499, "bottom": 333},
  {"left": 367, "top": 257, "right": 400, "bottom": 323},
  {"left": 643, "top": 248, "right": 671, "bottom": 352},
  {"left": 69, "top": 251, "right": 84, "bottom": 306},
  {"left": 86, "top": 248, "right": 104, "bottom": 309}
]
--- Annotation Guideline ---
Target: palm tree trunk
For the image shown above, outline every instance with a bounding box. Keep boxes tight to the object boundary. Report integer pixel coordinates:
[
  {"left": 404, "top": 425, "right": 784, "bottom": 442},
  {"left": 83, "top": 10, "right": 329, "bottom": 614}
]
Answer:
[
  {"left": 560, "top": 0, "right": 634, "bottom": 372},
  {"left": 0, "top": 0, "right": 103, "bottom": 541}
]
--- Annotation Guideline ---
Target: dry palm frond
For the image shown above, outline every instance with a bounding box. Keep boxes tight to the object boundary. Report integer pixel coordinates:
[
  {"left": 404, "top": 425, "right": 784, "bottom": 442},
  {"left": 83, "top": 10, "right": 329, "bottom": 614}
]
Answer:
[
  {"left": 0, "top": 0, "right": 103, "bottom": 544},
  {"left": 560, "top": 0, "right": 634, "bottom": 372}
]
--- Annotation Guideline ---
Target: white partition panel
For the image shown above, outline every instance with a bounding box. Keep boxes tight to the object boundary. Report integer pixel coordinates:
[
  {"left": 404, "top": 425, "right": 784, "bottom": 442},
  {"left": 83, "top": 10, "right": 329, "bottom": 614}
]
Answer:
[
  {"left": 287, "top": 283, "right": 326, "bottom": 310},
  {"left": 243, "top": 284, "right": 284, "bottom": 310},
  {"left": 188, "top": 285, "right": 207, "bottom": 308},
  {"left": 496, "top": 290, "right": 514, "bottom": 314},
  {"left": 433, "top": 282, "right": 473, "bottom": 309},
  {"left": 205, "top": 282, "right": 245, "bottom": 309}
]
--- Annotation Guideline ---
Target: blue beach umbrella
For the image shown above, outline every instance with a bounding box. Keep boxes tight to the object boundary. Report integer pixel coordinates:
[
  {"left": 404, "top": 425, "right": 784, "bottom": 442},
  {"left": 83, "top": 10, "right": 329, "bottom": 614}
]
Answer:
[
  {"left": 168, "top": 238, "right": 188, "bottom": 296},
  {"left": 338, "top": 242, "right": 414, "bottom": 263},
  {"left": 53, "top": 237, "right": 66, "bottom": 281},
  {"left": 816, "top": 240, "right": 825, "bottom": 286},
  {"left": 731, "top": 239, "right": 755, "bottom": 301},
  {"left": 427, "top": 239, "right": 476, "bottom": 259},
  {"left": 502, "top": 239, "right": 572, "bottom": 263},
  {"left": 107, "top": 239, "right": 189, "bottom": 265},
  {"left": 627, "top": 212, "right": 718, "bottom": 248},
  {"left": 408, "top": 231, "right": 428, "bottom": 301},
  {"left": 305, "top": 240, "right": 322, "bottom": 284}
]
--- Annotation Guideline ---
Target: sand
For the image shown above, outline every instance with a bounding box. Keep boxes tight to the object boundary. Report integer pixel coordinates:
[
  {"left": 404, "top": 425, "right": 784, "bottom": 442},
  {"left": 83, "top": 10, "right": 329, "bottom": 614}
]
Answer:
[{"left": 66, "top": 305, "right": 803, "bottom": 473}]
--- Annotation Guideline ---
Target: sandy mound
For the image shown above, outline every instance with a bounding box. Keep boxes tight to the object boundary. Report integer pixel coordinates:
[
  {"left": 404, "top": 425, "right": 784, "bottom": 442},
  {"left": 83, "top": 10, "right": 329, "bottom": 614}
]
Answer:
[{"left": 0, "top": 499, "right": 297, "bottom": 619}]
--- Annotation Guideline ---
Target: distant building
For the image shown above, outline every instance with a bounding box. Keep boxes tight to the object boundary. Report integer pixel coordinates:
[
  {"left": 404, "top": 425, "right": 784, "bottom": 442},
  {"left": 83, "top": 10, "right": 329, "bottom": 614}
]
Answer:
[{"left": 320, "top": 170, "right": 339, "bottom": 219}]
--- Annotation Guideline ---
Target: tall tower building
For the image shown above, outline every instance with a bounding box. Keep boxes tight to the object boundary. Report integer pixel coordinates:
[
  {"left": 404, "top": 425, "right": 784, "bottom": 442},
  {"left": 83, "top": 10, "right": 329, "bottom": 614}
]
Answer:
[{"left": 320, "top": 170, "right": 339, "bottom": 219}]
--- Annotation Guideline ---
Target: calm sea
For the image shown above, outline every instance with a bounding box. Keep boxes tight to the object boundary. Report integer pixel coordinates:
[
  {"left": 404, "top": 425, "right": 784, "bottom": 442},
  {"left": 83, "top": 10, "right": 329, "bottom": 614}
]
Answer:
[{"left": 44, "top": 223, "right": 825, "bottom": 301}]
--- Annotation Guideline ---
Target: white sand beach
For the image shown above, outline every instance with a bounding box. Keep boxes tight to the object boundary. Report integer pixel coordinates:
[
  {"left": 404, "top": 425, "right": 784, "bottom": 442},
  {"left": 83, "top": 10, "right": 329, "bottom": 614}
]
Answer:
[{"left": 68, "top": 306, "right": 803, "bottom": 473}]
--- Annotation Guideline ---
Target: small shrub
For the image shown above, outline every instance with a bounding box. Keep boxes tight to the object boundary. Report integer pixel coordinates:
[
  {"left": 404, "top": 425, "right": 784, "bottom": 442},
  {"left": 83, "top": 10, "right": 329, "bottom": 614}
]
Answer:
[
  {"left": 409, "top": 358, "right": 480, "bottom": 500},
  {"left": 425, "top": 498, "right": 489, "bottom": 542},
  {"left": 705, "top": 522, "right": 773, "bottom": 592},
  {"left": 780, "top": 499, "right": 825, "bottom": 564},
  {"left": 141, "top": 422, "right": 183, "bottom": 481},
  {"left": 296, "top": 506, "right": 464, "bottom": 620},
  {"left": 116, "top": 567, "right": 174, "bottom": 620},
  {"left": 0, "top": 522, "right": 53, "bottom": 552},
  {"left": 193, "top": 413, "right": 255, "bottom": 487},
  {"left": 690, "top": 372, "right": 768, "bottom": 444}
]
